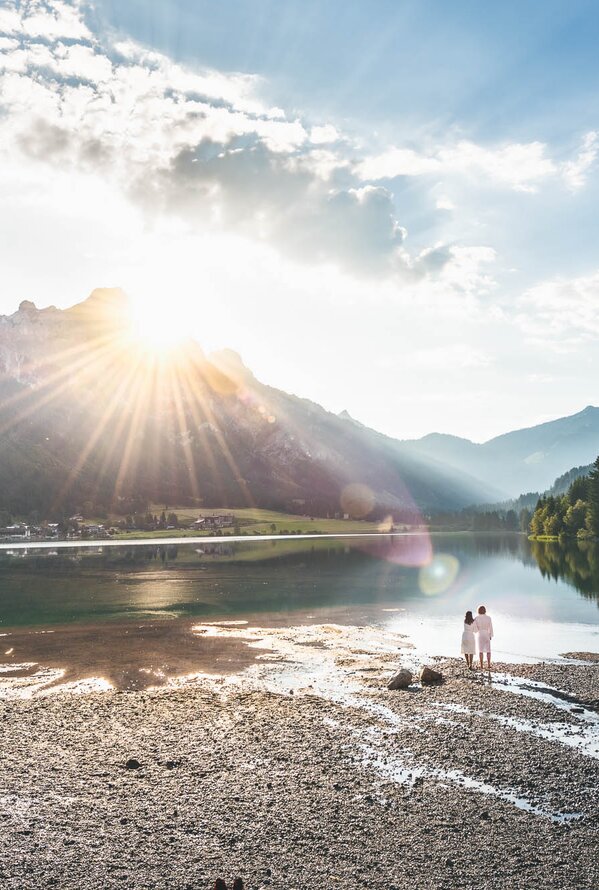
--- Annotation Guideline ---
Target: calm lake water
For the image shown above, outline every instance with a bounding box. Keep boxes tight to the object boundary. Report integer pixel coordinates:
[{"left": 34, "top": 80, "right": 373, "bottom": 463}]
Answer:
[{"left": 0, "top": 533, "right": 597, "bottom": 690}]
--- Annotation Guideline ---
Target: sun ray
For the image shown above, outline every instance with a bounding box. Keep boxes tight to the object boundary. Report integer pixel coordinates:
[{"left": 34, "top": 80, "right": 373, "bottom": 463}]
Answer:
[
  {"left": 51, "top": 352, "right": 146, "bottom": 509},
  {"left": 177, "top": 361, "right": 224, "bottom": 502},
  {"left": 168, "top": 363, "right": 201, "bottom": 501},
  {"left": 112, "top": 357, "right": 160, "bottom": 502},
  {"left": 0, "top": 333, "right": 127, "bottom": 438},
  {"left": 179, "top": 357, "right": 255, "bottom": 507}
]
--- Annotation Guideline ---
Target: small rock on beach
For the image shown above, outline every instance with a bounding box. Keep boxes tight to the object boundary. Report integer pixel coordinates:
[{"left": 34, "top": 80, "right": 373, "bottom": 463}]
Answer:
[
  {"left": 419, "top": 665, "right": 443, "bottom": 685},
  {"left": 387, "top": 668, "right": 413, "bottom": 690}
]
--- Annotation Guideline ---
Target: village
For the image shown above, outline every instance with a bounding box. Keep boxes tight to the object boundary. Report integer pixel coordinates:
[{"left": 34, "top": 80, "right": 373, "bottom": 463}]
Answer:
[{"left": 0, "top": 513, "right": 236, "bottom": 542}]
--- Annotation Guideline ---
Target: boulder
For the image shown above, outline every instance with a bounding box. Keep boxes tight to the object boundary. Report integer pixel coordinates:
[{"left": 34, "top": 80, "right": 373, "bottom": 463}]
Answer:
[
  {"left": 419, "top": 665, "right": 443, "bottom": 685},
  {"left": 387, "top": 668, "right": 413, "bottom": 690},
  {"left": 125, "top": 758, "right": 141, "bottom": 770}
]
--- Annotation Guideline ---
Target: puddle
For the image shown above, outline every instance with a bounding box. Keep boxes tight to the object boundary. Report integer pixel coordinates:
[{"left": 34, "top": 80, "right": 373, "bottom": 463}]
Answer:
[
  {"left": 491, "top": 672, "right": 598, "bottom": 716},
  {"left": 435, "top": 701, "right": 599, "bottom": 759}
]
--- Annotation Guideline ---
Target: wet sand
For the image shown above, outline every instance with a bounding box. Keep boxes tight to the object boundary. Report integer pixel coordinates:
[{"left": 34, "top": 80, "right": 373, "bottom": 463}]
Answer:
[
  {"left": 0, "top": 621, "right": 597, "bottom": 889},
  {"left": 0, "top": 619, "right": 266, "bottom": 693}
]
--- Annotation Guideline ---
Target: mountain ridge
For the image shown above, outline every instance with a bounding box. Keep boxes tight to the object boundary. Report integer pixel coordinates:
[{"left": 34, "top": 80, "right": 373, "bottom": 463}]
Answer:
[
  {"left": 1, "top": 289, "right": 596, "bottom": 515},
  {"left": 399, "top": 406, "right": 599, "bottom": 498},
  {"left": 0, "top": 289, "right": 494, "bottom": 518}
]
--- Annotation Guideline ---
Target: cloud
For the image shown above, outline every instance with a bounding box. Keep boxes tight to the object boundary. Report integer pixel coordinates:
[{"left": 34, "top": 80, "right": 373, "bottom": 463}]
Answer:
[
  {"left": 516, "top": 270, "right": 599, "bottom": 348},
  {"left": 1, "top": 0, "right": 563, "bottom": 295},
  {"left": 139, "top": 140, "right": 407, "bottom": 273},
  {"left": 435, "top": 195, "right": 455, "bottom": 210},
  {"left": 415, "top": 244, "right": 496, "bottom": 295},
  {"left": 358, "top": 134, "right": 598, "bottom": 194},
  {"left": 0, "top": 0, "right": 89, "bottom": 39},
  {"left": 562, "top": 131, "right": 598, "bottom": 191},
  {"left": 358, "top": 147, "right": 441, "bottom": 180},
  {"left": 358, "top": 139, "right": 557, "bottom": 192},
  {"left": 309, "top": 124, "right": 340, "bottom": 144},
  {"left": 0, "top": 0, "right": 416, "bottom": 277}
]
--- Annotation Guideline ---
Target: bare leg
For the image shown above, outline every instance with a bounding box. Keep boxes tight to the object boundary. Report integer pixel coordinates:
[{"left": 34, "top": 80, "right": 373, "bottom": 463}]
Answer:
[
  {"left": 479, "top": 653, "right": 483, "bottom": 669},
  {"left": 464, "top": 654, "right": 469, "bottom": 667},
  {"left": 487, "top": 651, "right": 491, "bottom": 670},
  {"left": 468, "top": 654, "right": 474, "bottom": 669}
]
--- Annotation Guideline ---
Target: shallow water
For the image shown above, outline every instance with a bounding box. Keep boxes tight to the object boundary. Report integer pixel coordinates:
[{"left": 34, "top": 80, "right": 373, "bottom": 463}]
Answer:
[{"left": 0, "top": 532, "right": 597, "bottom": 691}]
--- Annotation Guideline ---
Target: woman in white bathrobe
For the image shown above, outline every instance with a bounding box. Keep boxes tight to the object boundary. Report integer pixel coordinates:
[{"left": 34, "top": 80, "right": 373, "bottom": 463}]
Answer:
[
  {"left": 460, "top": 610, "right": 476, "bottom": 669},
  {"left": 473, "top": 605, "right": 493, "bottom": 670}
]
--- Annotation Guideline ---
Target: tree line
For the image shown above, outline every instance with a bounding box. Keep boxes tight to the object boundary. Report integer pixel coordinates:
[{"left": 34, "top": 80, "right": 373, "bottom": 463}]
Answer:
[
  {"left": 529, "top": 456, "right": 599, "bottom": 539},
  {"left": 429, "top": 507, "right": 532, "bottom": 533}
]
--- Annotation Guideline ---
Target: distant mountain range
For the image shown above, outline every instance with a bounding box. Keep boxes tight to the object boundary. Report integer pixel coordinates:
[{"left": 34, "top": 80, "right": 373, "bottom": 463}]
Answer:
[
  {"left": 0, "top": 290, "right": 492, "bottom": 519},
  {"left": 0, "top": 289, "right": 597, "bottom": 519},
  {"left": 398, "top": 408, "right": 599, "bottom": 500}
]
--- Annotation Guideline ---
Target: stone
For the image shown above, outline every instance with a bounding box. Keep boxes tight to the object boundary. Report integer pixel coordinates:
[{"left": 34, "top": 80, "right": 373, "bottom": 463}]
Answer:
[
  {"left": 419, "top": 666, "right": 443, "bottom": 685},
  {"left": 387, "top": 668, "right": 412, "bottom": 690},
  {"left": 125, "top": 758, "right": 141, "bottom": 770}
]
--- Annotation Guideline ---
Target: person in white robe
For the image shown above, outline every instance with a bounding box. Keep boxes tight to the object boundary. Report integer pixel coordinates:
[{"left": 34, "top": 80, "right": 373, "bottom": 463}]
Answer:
[
  {"left": 460, "top": 610, "right": 476, "bottom": 669},
  {"left": 473, "top": 605, "right": 493, "bottom": 670}
]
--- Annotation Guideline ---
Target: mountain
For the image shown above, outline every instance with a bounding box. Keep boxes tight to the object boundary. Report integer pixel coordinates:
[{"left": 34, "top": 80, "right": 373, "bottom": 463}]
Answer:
[
  {"left": 399, "top": 408, "right": 599, "bottom": 499},
  {"left": 0, "top": 289, "right": 493, "bottom": 519},
  {"left": 473, "top": 463, "right": 595, "bottom": 515}
]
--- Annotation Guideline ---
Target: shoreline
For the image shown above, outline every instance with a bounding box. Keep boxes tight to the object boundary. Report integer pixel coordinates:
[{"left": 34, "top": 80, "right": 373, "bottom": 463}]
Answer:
[
  {"left": 0, "top": 528, "right": 531, "bottom": 552},
  {"left": 2, "top": 609, "right": 598, "bottom": 698},
  {"left": 0, "top": 621, "right": 597, "bottom": 888}
]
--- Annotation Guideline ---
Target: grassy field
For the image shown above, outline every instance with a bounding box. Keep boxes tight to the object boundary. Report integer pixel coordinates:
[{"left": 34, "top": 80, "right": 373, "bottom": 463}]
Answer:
[{"left": 130, "top": 505, "right": 397, "bottom": 537}]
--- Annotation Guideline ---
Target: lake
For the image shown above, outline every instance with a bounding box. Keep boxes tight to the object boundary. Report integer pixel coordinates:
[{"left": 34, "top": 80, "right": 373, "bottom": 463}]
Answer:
[{"left": 0, "top": 532, "right": 597, "bottom": 693}]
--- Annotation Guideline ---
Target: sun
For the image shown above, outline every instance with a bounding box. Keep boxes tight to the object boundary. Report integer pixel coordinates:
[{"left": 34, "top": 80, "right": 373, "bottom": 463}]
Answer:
[{"left": 128, "top": 299, "right": 189, "bottom": 355}]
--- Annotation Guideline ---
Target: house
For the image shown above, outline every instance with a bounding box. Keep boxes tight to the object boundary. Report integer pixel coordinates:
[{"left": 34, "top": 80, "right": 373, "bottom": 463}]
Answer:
[
  {"left": 193, "top": 514, "right": 234, "bottom": 530},
  {"left": 0, "top": 524, "right": 30, "bottom": 539},
  {"left": 82, "top": 524, "right": 109, "bottom": 538}
]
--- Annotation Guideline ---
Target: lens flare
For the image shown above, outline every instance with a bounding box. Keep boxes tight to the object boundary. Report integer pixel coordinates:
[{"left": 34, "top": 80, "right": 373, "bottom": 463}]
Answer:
[
  {"left": 418, "top": 553, "right": 460, "bottom": 596},
  {"left": 340, "top": 482, "right": 375, "bottom": 519}
]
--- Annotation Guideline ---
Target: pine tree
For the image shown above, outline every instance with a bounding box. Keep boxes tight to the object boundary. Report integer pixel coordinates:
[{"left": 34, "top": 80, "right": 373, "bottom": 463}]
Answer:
[{"left": 587, "top": 456, "right": 599, "bottom": 537}]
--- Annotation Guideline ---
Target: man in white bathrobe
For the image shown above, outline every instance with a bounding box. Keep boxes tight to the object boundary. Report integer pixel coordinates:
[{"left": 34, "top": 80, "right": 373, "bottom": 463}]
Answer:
[{"left": 473, "top": 605, "right": 494, "bottom": 670}]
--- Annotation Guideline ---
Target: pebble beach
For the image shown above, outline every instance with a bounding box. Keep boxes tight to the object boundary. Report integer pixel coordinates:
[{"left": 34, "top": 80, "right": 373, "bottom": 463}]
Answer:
[{"left": 0, "top": 623, "right": 598, "bottom": 889}]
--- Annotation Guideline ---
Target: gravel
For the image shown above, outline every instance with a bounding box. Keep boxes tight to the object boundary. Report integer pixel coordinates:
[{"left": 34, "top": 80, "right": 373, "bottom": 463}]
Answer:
[{"left": 0, "top": 650, "right": 597, "bottom": 889}]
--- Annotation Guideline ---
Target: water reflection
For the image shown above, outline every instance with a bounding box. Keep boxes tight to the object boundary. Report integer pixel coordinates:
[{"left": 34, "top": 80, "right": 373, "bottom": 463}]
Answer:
[
  {"left": 530, "top": 539, "right": 599, "bottom": 603},
  {"left": 0, "top": 534, "right": 597, "bottom": 687}
]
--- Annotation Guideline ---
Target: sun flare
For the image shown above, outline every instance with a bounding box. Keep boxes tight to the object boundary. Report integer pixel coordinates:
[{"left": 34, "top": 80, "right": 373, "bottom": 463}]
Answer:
[{"left": 128, "top": 301, "right": 189, "bottom": 354}]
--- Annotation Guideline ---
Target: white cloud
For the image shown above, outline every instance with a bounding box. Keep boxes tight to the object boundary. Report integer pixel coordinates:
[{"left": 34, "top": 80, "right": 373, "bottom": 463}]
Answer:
[
  {"left": 415, "top": 244, "right": 496, "bottom": 295},
  {"left": 358, "top": 139, "right": 557, "bottom": 192},
  {"left": 516, "top": 270, "right": 599, "bottom": 348},
  {"left": 2, "top": 0, "right": 91, "bottom": 40},
  {"left": 358, "top": 147, "right": 441, "bottom": 180},
  {"left": 0, "top": 0, "right": 417, "bottom": 278},
  {"left": 436, "top": 195, "right": 455, "bottom": 210},
  {"left": 309, "top": 124, "right": 340, "bottom": 144},
  {"left": 562, "top": 131, "right": 598, "bottom": 191},
  {"left": 0, "top": 0, "right": 572, "bottom": 301}
]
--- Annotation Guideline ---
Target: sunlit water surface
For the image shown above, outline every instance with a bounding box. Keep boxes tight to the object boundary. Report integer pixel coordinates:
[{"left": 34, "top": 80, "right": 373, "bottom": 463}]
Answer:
[{"left": 0, "top": 533, "right": 597, "bottom": 692}]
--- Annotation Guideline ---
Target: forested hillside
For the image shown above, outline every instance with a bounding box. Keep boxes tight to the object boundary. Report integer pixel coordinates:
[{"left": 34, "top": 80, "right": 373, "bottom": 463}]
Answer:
[{"left": 529, "top": 457, "right": 599, "bottom": 539}]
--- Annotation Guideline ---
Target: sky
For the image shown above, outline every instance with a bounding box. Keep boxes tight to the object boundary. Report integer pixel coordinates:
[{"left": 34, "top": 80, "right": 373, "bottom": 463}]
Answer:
[{"left": 1, "top": 0, "right": 599, "bottom": 442}]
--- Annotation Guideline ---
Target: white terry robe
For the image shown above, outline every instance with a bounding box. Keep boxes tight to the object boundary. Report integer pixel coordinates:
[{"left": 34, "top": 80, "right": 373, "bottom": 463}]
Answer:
[
  {"left": 473, "top": 613, "right": 493, "bottom": 654},
  {"left": 460, "top": 622, "right": 476, "bottom": 655}
]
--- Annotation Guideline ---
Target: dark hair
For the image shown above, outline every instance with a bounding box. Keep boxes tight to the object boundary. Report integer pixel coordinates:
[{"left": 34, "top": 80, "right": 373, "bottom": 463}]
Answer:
[
  {"left": 214, "top": 881, "right": 228, "bottom": 890},
  {"left": 464, "top": 610, "right": 474, "bottom": 625},
  {"left": 477, "top": 605, "right": 486, "bottom": 615},
  {"left": 232, "top": 881, "right": 244, "bottom": 890}
]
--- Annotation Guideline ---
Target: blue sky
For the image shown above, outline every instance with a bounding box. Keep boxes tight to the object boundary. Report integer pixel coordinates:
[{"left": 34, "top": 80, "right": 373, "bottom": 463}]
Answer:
[
  {"left": 92, "top": 0, "right": 599, "bottom": 139},
  {"left": 1, "top": 0, "right": 599, "bottom": 441}
]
